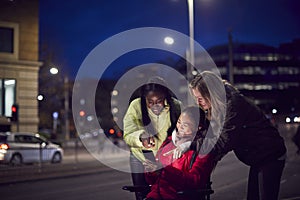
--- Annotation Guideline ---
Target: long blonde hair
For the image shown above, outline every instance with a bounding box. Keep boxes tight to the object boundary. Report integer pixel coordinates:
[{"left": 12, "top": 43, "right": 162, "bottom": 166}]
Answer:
[{"left": 189, "top": 71, "right": 227, "bottom": 154}]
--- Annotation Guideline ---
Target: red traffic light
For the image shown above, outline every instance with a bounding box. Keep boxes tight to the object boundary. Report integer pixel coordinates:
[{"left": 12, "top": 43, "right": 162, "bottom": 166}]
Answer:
[
  {"left": 11, "top": 104, "right": 19, "bottom": 122},
  {"left": 12, "top": 106, "right": 17, "bottom": 113},
  {"left": 109, "top": 128, "right": 115, "bottom": 134}
]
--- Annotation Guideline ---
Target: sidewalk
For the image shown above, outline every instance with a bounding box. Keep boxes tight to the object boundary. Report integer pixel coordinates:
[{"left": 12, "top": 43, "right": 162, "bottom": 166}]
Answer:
[{"left": 0, "top": 145, "right": 130, "bottom": 185}]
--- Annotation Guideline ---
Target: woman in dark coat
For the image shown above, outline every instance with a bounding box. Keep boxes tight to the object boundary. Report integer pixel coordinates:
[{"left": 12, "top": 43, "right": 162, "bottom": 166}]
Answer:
[{"left": 186, "top": 71, "right": 287, "bottom": 200}]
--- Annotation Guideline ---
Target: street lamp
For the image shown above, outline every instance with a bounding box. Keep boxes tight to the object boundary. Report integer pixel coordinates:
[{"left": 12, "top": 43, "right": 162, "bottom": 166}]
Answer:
[
  {"left": 50, "top": 67, "right": 70, "bottom": 141},
  {"left": 187, "top": 0, "right": 195, "bottom": 80},
  {"left": 50, "top": 67, "right": 59, "bottom": 75},
  {"left": 164, "top": 36, "right": 174, "bottom": 45}
]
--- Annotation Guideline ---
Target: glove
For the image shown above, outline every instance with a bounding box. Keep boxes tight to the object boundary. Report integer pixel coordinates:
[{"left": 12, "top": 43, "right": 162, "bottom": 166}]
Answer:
[{"left": 173, "top": 141, "right": 191, "bottom": 159}]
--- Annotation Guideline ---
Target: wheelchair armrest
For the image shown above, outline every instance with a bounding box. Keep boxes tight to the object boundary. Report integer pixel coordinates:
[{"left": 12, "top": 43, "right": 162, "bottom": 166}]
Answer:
[
  {"left": 122, "top": 185, "right": 151, "bottom": 193},
  {"left": 178, "top": 180, "right": 214, "bottom": 196},
  {"left": 177, "top": 188, "right": 214, "bottom": 196}
]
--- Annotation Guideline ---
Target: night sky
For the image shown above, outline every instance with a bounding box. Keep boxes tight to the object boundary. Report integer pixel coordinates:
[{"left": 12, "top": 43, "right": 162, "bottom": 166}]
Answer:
[{"left": 39, "top": 0, "right": 300, "bottom": 79}]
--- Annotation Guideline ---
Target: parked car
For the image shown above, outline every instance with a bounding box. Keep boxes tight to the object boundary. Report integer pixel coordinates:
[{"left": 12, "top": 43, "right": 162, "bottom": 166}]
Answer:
[{"left": 0, "top": 132, "right": 63, "bottom": 165}]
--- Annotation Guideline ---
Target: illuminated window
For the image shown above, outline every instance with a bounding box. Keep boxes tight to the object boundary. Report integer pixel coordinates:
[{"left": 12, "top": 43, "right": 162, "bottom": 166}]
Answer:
[
  {"left": 0, "top": 79, "right": 16, "bottom": 117},
  {"left": 244, "top": 55, "right": 250, "bottom": 61}
]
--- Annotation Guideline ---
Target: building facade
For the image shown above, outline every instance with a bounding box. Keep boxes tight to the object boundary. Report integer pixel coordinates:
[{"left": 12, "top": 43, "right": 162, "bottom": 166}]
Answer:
[
  {"left": 0, "top": 0, "right": 41, "bottom": 132},
  {"left": 207, "top": 40, "right": 300, "bottom": 114}
]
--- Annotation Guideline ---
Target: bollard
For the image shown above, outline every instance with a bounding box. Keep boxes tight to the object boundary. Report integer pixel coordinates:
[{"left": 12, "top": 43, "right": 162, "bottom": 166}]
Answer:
[{"left": 39, "top": 143, "right": 43, "bottom": 173}]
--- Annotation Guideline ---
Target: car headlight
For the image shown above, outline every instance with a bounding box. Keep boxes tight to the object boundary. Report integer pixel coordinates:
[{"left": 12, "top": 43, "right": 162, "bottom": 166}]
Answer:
[{"left": 294, "top": 116, "right": 300, "bottom": 123}]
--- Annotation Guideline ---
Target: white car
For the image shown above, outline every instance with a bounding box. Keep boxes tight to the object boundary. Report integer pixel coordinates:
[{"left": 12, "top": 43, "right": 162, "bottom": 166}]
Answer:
[{"left": 0, "top": 132, "right": 63, "bottom": 165}]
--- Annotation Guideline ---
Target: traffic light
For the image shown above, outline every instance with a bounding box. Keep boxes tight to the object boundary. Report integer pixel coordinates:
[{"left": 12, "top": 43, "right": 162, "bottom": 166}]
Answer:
[
  {"left": 11, "top": 104, "right": 19, "bottom": 122},
  {"left": 79, "top": 110, "right": 85, "bottom": 117}
]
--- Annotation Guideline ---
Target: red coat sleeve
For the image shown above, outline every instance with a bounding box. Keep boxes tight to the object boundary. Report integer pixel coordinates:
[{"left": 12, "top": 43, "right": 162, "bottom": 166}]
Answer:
[{"left": 161, "top": 153, "right": 215, "bottom": 189}]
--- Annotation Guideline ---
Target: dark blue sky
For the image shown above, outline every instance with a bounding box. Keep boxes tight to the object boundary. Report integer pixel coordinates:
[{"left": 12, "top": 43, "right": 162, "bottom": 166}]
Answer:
[{"left": 39, "top": 0, "right": 300, "bottom": 79}]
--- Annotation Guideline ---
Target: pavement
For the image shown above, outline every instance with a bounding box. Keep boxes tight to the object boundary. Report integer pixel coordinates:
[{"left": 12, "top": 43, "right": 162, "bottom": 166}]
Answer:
[{"left": 0, "top": 143, "right": 130, "bottom": 185}]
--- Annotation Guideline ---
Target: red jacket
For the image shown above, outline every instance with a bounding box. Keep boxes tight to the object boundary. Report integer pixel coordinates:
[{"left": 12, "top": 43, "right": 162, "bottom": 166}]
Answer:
[{"left": 145, "top": 137, "right": 215, "bottom": 200}]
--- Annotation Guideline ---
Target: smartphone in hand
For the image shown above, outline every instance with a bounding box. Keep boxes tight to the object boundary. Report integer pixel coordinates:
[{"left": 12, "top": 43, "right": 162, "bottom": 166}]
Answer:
[{"left": 142, "top": 150, "right": 156, "bottom": 163}]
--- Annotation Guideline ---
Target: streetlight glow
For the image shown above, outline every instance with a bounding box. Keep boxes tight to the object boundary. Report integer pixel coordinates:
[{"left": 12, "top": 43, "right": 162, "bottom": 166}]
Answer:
[
  {"left": 50, "top": 67, "right": 59, "bottom": 75},
  {"left": 37, "top": 94, "right": 44, "bottom": 101},
  {"left": 164, "top": 36, "right": 174, "bottom": 45},
  {"left": 112, "top": 90, "right": 119, "bottom": 96}
]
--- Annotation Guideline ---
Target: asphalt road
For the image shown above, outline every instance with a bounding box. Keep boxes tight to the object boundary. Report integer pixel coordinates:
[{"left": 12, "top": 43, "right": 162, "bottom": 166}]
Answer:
[
  {"left": 0, "top": 123, "right": 300, "bottom": 200},
  {"left": 0, "top": 168, "right": 134, "bottom": 200}
]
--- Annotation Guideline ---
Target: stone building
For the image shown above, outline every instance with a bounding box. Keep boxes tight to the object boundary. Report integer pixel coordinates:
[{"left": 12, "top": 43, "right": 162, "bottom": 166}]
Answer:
[{"left": 0, "top": 0, "right": 41, "bottom": 132}]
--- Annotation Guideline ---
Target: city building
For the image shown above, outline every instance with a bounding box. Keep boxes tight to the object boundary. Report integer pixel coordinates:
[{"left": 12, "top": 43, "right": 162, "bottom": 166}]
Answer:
[
  {"left": 207, "top": 39, "right": 300, "bottom": 114},
  {"left": 0, "top": 0, "right": 41, "bottom": 132}
]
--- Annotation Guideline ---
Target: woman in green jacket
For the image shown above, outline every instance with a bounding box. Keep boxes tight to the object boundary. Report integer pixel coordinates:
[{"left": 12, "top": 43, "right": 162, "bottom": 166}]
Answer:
[{"left": 123, "top": 76, "right": 181, "bottom": 200}]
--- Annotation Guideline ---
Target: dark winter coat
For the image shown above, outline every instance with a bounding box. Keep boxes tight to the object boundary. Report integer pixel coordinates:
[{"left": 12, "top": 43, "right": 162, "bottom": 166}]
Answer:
[{"left": 191, "top": 83, "right": 286, "bottom": 167}]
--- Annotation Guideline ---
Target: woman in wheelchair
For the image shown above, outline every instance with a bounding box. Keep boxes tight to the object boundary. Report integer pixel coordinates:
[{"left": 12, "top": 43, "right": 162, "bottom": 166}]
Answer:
[{"left": 143, "top": 106, "right": 215, "bottom": 200}]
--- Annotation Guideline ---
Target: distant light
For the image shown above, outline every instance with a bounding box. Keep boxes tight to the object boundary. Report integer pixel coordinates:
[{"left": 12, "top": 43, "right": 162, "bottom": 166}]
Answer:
[
  {"left": 117, "top": 132, "right": 122, "bottom": 138},
  {"left": 37, "top": 94, "right": 44, "bottom": 101},
  {"left": 87, "top": 115, "right": 94, "bottom": 121},
  {"left": 80, "top": 99, "right": 85, "bottom": 105},
  {"left": 79, "top": 110, "right": 85, "bottom": 117},
  {"left": 112, "top": 107, "right": 118, "bottom": 114},
  {"left": 294, "top": 116, "right": 300, "bottom": 123},
  {"left": 192, "top": 70, "right": 198, "bottom": 76},
  {"left": 112, "top": 90, "right": 118, "bottom": 96},
  {"left": 53, "top": 112, "right": 59, "bottom": 119},
  {"left": 164, "top": 36, "right": 174, "bottom": 45},
  {"left": 285, "top": 117, "right": 291, "bottom": 123},
  {"left": 0, "top": 143, "right": 9, "bottom": 150},
  {"left": 244, "top": 55, "right": 250, "bottom": 61},
  {"left": 4, "top": 80, "right": 15, "bottom": 86},
  {"left": 109, "top": 129, "right": 115, "bottom": 134},
  {"left": 272, "top": 109, "right": 277, "bottom": 114},
  {"left": 50, "top": 67, "right": 59, "bottom": 75}
]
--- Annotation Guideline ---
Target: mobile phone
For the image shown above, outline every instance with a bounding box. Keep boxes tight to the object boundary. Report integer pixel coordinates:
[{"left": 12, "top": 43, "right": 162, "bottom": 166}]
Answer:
[{"left": 142, "top": 150, "right": 156, "bottom": 163}]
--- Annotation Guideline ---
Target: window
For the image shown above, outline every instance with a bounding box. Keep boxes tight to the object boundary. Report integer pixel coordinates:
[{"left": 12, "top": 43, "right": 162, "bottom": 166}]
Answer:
[
  {"left": 0, "top": 21, "right": 19, "bottom": 59},
  {"left": 0, "top": 79, "right": 16, "bottom": 117}
]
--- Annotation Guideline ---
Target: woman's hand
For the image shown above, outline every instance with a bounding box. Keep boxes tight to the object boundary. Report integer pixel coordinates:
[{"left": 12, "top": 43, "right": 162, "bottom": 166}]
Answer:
[
  {"left": 139, "top": 132, "right": 155, "bottom": 148},
  {"left": 143, "top": 159, "right": 161, "bottom": 172},
  {"left": 172, "top": 141, "right": 191, "bottom": 159}
]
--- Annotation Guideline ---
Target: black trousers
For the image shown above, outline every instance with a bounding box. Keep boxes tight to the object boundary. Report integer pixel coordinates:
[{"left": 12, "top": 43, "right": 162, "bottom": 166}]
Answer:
[
  {"left": 247, "top": 159, "right": 285, "bottom": 200},
  {"left": 130, "top": 153, "right": 149, "bottom": 200}
]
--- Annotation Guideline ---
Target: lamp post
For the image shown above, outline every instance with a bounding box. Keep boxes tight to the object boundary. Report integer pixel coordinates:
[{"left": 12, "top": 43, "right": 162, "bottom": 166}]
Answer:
[
  {"left": 187, "top": 0, "right": 195, "bottom": 81},
  {"left": 185, "top": 0, "right": 195, "bottom": 105},
  {"left": 64, "top": 76, "right": 70, "bottom": 141},
  {"left": 50, "top": 67, "right": 70, "bottom": 141}
]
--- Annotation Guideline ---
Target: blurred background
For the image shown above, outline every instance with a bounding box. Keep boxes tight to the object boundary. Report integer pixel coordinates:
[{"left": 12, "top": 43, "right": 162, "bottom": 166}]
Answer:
[
  {"left": 0, "top": 0, "right": 299, "bottom": 142},
  {"left": 0, "top": 0, "right": 299, "bottom": 199}
]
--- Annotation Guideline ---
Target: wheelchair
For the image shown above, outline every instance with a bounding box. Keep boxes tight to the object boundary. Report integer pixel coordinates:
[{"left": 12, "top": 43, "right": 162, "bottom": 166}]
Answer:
[
  {"left": 123, "top": 149, "right": 215, "bottom": 200},
  {"left": 122, "top": 177, "right": 214, "bottom": 200}
]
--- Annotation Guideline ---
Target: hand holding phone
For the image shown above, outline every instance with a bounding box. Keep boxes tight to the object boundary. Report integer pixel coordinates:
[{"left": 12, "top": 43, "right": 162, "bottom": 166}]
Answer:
[
  {"left": 140, "top": 132, "right": 155, "bottom": 148},
  {"left": 142, "top": 150, "right": 156, "bottom": 163}
]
